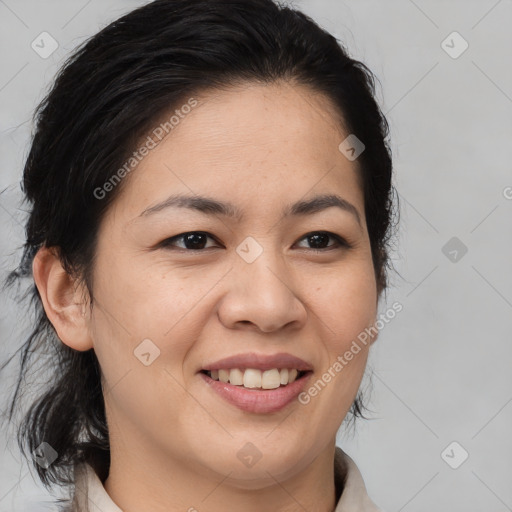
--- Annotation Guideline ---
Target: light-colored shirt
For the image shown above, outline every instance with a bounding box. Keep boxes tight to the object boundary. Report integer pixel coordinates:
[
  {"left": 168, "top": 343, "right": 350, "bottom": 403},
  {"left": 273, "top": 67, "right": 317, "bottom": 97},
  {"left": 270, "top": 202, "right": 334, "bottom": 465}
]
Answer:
[{"left": 70, "top": 446, "right": 383, "bottom": 511}]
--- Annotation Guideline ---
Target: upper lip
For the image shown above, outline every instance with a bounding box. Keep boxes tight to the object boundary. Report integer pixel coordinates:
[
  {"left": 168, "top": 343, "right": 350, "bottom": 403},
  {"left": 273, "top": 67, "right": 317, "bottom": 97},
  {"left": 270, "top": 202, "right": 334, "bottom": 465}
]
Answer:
[{"left": 201, "top": 352, "right": 313, "bottom": 372}]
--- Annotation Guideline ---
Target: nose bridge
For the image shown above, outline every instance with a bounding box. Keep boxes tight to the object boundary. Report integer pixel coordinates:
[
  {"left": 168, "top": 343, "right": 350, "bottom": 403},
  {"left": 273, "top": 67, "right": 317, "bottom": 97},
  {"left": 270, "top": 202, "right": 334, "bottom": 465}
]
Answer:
[
  {"left": 235, "top": 234, "right": 290, "bottom": 298},
  {"left": 217, "top": 234, "right": 306, "bottom": 332}
]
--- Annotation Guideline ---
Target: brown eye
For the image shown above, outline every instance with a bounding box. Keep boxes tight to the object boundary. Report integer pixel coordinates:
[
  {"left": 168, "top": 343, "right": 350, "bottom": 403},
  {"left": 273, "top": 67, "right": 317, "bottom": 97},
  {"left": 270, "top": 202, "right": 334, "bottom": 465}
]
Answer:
[
  {"left": 160, "top": 231, "right": 220, "bottom": 251},
  {"left": 295, "top": 231, "right": 350, "bottom": 251}
]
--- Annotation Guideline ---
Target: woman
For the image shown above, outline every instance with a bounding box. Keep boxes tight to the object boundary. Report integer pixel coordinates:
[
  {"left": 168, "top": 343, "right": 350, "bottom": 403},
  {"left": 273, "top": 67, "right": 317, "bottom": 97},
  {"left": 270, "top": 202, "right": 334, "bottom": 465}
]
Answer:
[{"left": 2, "top": 0, "right": 397, "bottom": 510}]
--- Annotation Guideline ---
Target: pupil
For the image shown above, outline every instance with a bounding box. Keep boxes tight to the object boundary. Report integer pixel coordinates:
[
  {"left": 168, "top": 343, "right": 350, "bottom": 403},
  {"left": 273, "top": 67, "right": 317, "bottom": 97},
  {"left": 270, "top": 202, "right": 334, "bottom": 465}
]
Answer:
[
  {"left": 309, "top": 233, "right": 328, "bottom": 249},
  {"left": 185, "top": 232, "right": 206, "bottom": 250}
]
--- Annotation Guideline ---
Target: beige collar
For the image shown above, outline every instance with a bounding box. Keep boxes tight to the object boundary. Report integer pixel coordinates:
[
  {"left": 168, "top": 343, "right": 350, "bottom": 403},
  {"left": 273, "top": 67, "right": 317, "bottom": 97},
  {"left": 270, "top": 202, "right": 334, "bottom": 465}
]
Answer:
[
  {"left": 72, "top": 446, "right": 382, "bottom": 511},
  {"left": 333, "top": 447, "right": 383, "bottom": 511}
]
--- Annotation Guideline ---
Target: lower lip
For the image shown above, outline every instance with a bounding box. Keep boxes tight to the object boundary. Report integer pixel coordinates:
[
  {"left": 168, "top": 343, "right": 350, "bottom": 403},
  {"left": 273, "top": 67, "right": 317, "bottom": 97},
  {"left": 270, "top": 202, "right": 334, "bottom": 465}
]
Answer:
[{"left": 199, "top": 372, "right": 312, "bottom": 414}]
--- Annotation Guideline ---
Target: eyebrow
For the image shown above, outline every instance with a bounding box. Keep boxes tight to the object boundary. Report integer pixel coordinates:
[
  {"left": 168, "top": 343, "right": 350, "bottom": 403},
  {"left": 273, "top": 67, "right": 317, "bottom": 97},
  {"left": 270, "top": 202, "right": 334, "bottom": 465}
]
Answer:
[{"left": 138, "top": 193, "right": 362, "bottom": 227}]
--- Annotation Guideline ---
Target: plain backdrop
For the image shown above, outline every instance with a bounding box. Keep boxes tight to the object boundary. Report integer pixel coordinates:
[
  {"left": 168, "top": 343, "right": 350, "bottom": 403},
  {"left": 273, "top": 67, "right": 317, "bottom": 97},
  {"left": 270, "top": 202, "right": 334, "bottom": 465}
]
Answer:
[{"left": 0, "top": 1, "right": 511, "bottom": 511}]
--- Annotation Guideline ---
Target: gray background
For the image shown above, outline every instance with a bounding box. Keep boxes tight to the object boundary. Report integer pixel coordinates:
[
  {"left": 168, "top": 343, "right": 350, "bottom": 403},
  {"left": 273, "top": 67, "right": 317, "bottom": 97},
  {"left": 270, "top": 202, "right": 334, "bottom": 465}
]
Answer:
[{"left": 1, "top": 1, "right": 511, "bottom": 511}]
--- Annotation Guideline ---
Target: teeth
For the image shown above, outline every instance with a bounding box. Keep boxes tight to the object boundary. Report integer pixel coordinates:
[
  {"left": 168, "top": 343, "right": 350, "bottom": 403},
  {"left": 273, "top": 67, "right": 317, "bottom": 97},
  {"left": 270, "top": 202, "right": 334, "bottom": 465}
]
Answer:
[
  {"left": 206, "top": 368, "right": 304, "bottom": 388},
  {"left": 243, "top": 369, "right": 261, "bottom": 388},
  {"left": 229, "top": 368, "right": 244, "bottom": 385},
  {"left": 261, "top": 369, "right": 281, "bottom": 389}
]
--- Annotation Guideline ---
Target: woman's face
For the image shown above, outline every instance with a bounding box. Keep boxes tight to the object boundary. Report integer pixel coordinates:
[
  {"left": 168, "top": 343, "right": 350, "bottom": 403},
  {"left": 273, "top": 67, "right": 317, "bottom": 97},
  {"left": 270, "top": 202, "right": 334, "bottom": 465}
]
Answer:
[{"left": 88, "top": 81, "right": 378, "bottom": 485}]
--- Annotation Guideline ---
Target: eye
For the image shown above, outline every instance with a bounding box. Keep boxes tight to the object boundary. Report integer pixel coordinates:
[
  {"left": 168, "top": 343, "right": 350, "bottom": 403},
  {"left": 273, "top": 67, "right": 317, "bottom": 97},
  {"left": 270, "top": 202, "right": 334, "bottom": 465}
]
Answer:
[
  {"left": 159, "top": 231, "right": 221, "bottom": 251},
  {"left": 294, "top": 231, "right": 350, "bottom": 251},
  {"left": 158, "top": 230, "right": 350, "bottom": 252}
]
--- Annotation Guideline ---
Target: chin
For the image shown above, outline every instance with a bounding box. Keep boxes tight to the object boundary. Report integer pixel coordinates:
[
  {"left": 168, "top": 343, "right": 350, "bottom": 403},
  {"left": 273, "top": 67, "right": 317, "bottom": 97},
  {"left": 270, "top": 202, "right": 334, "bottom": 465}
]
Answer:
[{"left": 201, "top": 443, "right": 311, "bottom": 486}]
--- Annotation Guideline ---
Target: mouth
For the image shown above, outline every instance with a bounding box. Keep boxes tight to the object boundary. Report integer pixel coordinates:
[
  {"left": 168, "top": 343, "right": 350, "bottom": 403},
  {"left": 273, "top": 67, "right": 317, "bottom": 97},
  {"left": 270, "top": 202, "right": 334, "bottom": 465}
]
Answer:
[
  {"left": 199, "top": 368, "right": 311, "bottom": 390},
  {"left": 198, "top": 368, "right": 313, "bottom": 414}
]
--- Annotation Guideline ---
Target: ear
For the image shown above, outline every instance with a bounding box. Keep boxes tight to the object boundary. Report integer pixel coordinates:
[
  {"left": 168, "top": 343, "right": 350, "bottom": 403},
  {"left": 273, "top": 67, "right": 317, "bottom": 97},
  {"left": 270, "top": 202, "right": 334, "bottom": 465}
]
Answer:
[{"left": 32, "top": 246, "right": 93, "bottom": 351}]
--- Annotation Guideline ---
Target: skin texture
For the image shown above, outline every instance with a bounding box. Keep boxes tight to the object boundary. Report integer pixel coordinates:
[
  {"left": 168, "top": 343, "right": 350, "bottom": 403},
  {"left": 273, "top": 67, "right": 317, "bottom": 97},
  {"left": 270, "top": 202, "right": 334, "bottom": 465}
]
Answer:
[{"left": 33, "top": 81, "right": 379, "bottom": 512}]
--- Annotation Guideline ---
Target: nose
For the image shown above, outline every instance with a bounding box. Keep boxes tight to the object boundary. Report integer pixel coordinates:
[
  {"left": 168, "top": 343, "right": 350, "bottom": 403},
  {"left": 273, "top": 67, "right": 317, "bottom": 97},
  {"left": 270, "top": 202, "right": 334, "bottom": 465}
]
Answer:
[{"left": 217, "top": 246, "right": 307, "bottom": 333}]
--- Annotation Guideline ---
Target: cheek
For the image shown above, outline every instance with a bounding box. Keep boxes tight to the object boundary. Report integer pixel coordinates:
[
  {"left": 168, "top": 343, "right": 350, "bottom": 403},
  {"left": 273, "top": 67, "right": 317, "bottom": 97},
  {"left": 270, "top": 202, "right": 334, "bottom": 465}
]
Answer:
[
  {"left": 89, "top": 260, "right": 204, "bottom": 444},
  {"left": 89, "top": 254, "right": 222, "bottom": 383},
  {"left": 306, "top": 259, "right": 376, "bottom": 405},
  {"left": 91, "top": 250, "right": 198, "bottom": 336},
  {"left": 313, "top": 259, "right": 378, "bottom": 342}
]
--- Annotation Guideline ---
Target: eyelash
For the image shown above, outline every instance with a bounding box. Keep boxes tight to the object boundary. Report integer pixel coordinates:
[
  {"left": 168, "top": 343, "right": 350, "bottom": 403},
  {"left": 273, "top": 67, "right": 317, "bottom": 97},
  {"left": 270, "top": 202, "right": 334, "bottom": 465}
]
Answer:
[{"left": 158, "top": 231, "right": 351, "bottom": 253}]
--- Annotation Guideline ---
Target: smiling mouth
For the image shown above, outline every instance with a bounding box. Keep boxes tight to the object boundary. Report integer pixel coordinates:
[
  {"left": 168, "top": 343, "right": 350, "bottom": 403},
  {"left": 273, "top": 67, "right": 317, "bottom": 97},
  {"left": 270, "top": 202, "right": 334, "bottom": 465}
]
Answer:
[{"left": 200, "top": 368, "right": 310, "bottom": 390}]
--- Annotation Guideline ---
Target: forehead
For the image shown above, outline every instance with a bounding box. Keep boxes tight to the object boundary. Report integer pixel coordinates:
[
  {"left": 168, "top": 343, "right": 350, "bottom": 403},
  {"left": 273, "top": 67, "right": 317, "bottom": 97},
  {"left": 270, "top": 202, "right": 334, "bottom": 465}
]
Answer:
[
  {"left": 167, "top": 81, "right": 349, "bottom": 157},
  {"left": 111, "top": 81, "right": 364, "bottom": 222}
]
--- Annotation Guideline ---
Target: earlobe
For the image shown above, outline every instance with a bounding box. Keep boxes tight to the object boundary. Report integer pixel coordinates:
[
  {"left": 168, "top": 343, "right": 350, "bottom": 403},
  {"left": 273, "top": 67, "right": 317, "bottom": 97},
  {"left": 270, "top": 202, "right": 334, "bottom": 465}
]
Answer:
[{"left": 32, "top": 246, "right": 93, "bottom": 352}]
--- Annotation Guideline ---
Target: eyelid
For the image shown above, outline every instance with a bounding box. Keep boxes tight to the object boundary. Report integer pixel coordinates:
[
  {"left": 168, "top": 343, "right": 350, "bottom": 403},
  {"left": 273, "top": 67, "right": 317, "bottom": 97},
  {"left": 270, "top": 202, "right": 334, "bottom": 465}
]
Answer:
[
  {"left": 296, "top": 231, "right": 351, "bottom": 250},
  {"left": 157, "top": 231, "right": 221, "bottom": 251},
  {"left": 158, "top": 230, "right": 351, "bottom": 252}
]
